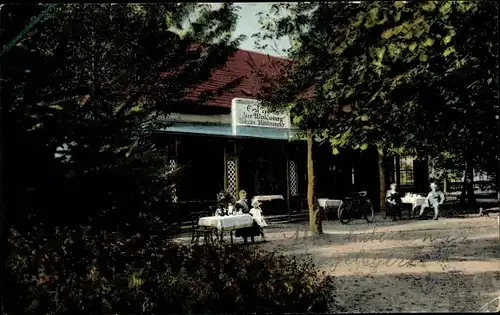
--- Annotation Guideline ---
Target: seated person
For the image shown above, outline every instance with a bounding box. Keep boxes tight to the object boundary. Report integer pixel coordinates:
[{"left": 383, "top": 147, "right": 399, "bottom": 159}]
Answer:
[
  {"left": 249, "top": 199, "right": 267, "bottom": 240},
  {"left": 385, "top": 183, "right": 402, "bottom": 221},
  {"left": 418, "top": 183, "right": 445, "bottom": 220},
  {"left": 234, "top": 190, "right": 249, "bottom": 214}
]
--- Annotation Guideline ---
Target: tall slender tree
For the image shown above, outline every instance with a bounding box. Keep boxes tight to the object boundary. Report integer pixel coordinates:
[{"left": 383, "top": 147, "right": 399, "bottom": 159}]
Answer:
[{"left": 254, "top": 1, "right": 498, "bottom": 214}]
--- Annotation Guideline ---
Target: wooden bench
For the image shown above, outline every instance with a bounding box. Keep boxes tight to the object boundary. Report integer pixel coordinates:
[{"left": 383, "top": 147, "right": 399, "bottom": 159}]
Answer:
[{"left": 479, "top": 207, "right": 500, "bottom": 216}]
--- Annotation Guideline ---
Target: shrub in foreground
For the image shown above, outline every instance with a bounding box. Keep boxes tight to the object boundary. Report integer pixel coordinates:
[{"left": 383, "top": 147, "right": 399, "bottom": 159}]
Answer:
[{"left": 6, "top": 224, "right": 335, "bottom": 314}]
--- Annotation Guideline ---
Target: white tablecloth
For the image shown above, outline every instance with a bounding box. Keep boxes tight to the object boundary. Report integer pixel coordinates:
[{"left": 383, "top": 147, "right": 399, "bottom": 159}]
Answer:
[
  {"left": 198, "top": 214, "right": 253, "bottom": 231},
  {"left": 401, "top": 196, "right": 427, "bottom": 209},
  {"left": 252, "top": 195, "right": 284, "bottom": 202},
  {"left": 317, "top": 198, "right": 343, "bottom": 209}
]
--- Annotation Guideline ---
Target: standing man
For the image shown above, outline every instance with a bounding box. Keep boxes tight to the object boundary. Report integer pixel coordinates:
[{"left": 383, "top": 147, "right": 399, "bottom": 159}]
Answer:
[{"left": 418, "top": 183, "right": 445, "bottom": 220}]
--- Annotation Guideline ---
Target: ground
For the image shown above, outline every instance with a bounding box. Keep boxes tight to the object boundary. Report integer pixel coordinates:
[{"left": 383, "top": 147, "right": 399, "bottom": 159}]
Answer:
[{"left": 176, "top": 214, "right": 500, "bottom": 312}]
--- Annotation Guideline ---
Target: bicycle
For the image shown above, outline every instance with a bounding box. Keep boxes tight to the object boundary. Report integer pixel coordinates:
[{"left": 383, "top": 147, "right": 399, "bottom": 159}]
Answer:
[{"left": 338, "top": 191, "right": 375, "bottom": 224}]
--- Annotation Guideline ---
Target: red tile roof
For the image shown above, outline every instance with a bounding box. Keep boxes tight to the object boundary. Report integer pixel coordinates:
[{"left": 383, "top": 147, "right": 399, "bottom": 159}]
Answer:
[{"left": 180, "top": 49, "right": 291, "bottom": 108}]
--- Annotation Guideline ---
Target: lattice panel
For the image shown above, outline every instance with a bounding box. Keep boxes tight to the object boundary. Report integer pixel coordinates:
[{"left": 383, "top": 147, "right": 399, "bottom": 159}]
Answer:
[
  {"left": 168, "top": 159, "right": 178, "bottom": 203},
  {"left": 226, "top": 159, "right": 237, "bottom": 198},
  {"left": 171, "top": 186, "right": 178, "bottom": 203},
  {"left": 168, "top": 159, "right": 177, "bottom": 171},
  {"left": 289, "top": 161, "right": 298, "bottom": 196}
]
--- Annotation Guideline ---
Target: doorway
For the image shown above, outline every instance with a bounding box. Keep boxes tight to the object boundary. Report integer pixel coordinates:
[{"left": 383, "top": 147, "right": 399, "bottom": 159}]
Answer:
[{"left": 238, "top": 140, "right": 287, "bottom": 199}]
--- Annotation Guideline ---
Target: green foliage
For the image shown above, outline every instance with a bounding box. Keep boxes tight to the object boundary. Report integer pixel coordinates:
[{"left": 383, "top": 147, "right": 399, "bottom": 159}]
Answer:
[
  {"left": 428, "top": 152, "right": 464, "bottom": 183},
  {"left": 254, "top": 1, "right": 498, "bottom": 179},
  {"left": 6, "top": 226, "right": 336, "bottom": 314},
  {"left": 1, "top": 3, "right": 243, "bottom": 229}
]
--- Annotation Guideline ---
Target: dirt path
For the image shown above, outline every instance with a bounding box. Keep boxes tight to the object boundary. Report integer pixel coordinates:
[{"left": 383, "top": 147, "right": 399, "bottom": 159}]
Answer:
[
  {"left": 175, "top": 215, "right": 500, "bottom": 312},
  {"left": 258, "top": 215, "right": 500, "bottom": 312}
]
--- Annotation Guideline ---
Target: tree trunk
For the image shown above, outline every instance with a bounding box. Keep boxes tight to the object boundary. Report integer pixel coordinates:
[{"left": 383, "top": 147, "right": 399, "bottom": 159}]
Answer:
[
  {"left": 459, "top": 165, "right": 467, "bottom": 206},
  {"left": 307, "top": 130, "right": 321, "bottom": 234},
  {"left": 466, "top": 163, "right": 476, "bottom": 206},
  {"left": 460, "top": 161, "right": 477, "bottom": 208},
  {"left": 377, "top": 149, "right": 386, "bottom": 217}
]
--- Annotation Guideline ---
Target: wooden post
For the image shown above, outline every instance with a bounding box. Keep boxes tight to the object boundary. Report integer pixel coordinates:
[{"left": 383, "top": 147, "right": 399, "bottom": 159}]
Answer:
[
  {"left": 234, "top": 141, "right": 239, "bottom": 193},
  {"left": 378, "top": 150, "right": 386, "bottom": 217},
  {"left": 395, "top": 156, "right": 401, "bottom": 187}
]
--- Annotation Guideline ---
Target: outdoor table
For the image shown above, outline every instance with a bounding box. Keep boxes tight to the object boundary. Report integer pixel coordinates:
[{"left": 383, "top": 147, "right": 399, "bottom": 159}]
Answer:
[
  {"left": 198, "top": 214, "right": 253, "bottom": 244},
  {"left": 252, "top": 195, "right": 286, "bottom": 215},
  {"left": 401, "top": 195, "right": 427, "bottom": 218},
  {"left": 252, "top": 195, "right": 284, "bottom": 202},
  {"left": 317, "top": 198, "right": 343, "bottom": 221},
  {"left": 317, "top": 198, "right": 343, "bottom": 210}
]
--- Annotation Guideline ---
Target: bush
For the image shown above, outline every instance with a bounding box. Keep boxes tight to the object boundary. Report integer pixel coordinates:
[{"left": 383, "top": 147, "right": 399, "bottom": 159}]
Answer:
[{"left": 6, "top": 224, "right": 335, "bottom": 315}]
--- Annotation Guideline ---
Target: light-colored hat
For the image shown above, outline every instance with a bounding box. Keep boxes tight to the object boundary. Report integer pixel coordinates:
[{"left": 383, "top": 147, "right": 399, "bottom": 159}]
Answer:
[{"left": 251, "top": 199, "right": 261, "bottom": 207}]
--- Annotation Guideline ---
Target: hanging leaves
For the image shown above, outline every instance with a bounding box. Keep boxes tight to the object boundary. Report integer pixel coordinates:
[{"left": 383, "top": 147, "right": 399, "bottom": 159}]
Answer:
[
  {"left": 439, "top": 2, "right": 452, "bottom": 15},
  {"left": 422, "top": 1, "right": 437, "bottom": 12},
  {"left": 442, "top": 46, "right": 455, "bottom": 57},
  {"left": 394, "top": 1, "right": 406, "bottom": 9},
  {"left": 423, "top": 38, "right": 434, "bottom": 47}
]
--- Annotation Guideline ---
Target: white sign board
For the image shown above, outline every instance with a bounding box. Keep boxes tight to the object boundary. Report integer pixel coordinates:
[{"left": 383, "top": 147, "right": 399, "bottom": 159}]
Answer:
[{"left": 231, "top": 98, "right": 291, "bottom": 133}]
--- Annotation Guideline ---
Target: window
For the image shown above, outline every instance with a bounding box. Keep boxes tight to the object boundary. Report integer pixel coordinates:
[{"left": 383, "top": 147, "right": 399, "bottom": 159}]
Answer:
[{"left": 399, "top": 156, "right": 415, "bottom": 186}]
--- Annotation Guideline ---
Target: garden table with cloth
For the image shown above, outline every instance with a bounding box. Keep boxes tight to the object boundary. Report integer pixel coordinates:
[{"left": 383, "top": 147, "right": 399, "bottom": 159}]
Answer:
[
  {"left": 198, "top": 214, "right": 253, "bottom": 244},
  {"left": 317, "top": 198, "right": 343, "bottom": 210},
  {"left": 252, "top": 195, "right": 284, "bottom": 202},
  {"left": 317, "top": 198, "right": 343, "bottom": 221},
  {"left": 401, "top": 195, "right": 427, "bottom": 218},
  {"left": 252, "top": 195, "right": 286, "bottom": 215}
]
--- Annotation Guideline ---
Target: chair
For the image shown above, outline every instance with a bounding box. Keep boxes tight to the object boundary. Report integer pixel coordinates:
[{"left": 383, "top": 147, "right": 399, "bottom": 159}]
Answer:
[
  {"left": 190, "top": 211, "right": 216, "bottom": 245},
  {"left": 385, "top": 202, "right": 403, "bottom": 219},
  {"left": 235, "top": 221, "right": 261, "bottom": 244}
]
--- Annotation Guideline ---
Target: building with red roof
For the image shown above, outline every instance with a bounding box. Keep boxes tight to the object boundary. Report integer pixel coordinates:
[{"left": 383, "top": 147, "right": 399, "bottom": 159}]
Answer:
[
  {"left": 158, "top": 48, "right": 309, "bottom": 217},
  {"left": 159, "top": 49, "right": 428, "bottom": 224},
  {"left": 184, "top": 49, "right": 289, "bottom": 109}
]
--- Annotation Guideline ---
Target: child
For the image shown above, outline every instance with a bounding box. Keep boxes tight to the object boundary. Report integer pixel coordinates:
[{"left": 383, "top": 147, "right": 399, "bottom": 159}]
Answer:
[{"left": 249, "top": 199, "right": 267, "bottom": 240}]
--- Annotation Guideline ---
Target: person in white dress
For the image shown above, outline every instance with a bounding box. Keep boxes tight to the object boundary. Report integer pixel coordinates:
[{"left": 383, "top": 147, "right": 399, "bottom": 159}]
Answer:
[{"left": 250, "top": 199, "right": 267, "bottom": 240}]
